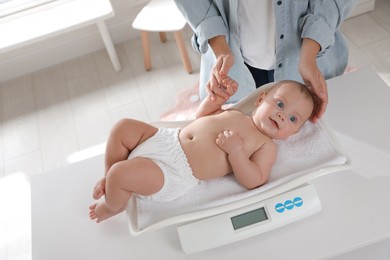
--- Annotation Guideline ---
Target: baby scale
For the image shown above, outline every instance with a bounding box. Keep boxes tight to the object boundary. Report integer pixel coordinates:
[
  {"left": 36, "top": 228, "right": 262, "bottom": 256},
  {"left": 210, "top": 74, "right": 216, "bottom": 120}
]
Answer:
[
  {"left": 177, "top": 184, "right": 320, "bottom": 254},
  {"left": 126, "top": 82, "right": 350, "bottom": 254}
]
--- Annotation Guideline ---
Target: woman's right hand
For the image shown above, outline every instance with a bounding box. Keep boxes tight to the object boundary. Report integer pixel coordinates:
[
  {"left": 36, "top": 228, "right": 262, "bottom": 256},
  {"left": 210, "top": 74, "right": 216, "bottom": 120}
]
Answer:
[
  {"left": 207, "top": 52, "right": 235, "bottom": 101},
  {"left": 207, "top": 35, "right": 235, "bottom": 101}
]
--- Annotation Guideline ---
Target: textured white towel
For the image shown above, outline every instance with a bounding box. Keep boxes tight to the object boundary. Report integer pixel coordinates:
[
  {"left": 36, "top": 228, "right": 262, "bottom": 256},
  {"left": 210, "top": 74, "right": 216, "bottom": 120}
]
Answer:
[{"left": 136, "top": 120, "right": 347, "bottom": 230}]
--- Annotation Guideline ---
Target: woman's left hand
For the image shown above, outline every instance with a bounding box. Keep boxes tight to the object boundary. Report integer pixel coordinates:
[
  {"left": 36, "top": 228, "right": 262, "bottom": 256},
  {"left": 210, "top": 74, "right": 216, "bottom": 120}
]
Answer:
[{"left": 299, "top": 38, "right": 328, "bottom": 123}]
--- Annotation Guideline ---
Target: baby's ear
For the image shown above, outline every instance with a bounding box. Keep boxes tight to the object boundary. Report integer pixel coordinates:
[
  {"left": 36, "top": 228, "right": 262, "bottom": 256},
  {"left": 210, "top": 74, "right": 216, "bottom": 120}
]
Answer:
[{"left": 255, "top": 92, "right": 266, "bottom": 106}]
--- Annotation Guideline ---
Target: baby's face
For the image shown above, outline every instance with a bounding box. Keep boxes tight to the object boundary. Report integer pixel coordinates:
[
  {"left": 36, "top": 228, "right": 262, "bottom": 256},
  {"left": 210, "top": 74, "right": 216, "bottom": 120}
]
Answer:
[{"left": 252, "top": 83, "right": 314, "bottom": 139}]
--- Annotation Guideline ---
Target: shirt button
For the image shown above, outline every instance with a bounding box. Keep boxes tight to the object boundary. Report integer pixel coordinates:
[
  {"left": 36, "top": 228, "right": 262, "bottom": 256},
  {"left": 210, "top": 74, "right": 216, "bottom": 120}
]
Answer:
[
  {"left": 277, "top": 1, "right": 282, "bottom": 5},
  {"left": 278, "top": 63, "right": 283, "bottom": 68},
  {"left": 280, "top": 34, "right": 284, "bottom": 39}
]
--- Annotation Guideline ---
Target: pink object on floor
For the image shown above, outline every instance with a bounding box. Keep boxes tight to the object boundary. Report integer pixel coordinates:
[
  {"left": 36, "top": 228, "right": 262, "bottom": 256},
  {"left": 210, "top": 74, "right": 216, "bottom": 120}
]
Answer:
[{"left": 160, "top": 81, "right": 200, "bottom": 121}]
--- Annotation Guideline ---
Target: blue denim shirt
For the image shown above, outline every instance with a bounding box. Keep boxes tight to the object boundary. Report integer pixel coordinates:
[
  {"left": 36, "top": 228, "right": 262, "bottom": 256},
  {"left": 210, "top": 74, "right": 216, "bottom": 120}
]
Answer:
[{"left": 174, "top": 0, "right": 357, "bottom": 103}]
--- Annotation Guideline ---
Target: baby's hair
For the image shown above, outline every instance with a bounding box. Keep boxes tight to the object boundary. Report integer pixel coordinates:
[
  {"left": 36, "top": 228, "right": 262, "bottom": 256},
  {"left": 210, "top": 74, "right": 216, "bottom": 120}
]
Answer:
[{"left": 272, "top": 80, "right": 320, "bottom": 120}]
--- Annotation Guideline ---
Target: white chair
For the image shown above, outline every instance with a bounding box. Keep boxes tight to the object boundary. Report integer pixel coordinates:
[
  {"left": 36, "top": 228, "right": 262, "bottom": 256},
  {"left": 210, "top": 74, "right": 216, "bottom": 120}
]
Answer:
[{"left": 132, "top": 0, "right": 192, "bottom": 73}]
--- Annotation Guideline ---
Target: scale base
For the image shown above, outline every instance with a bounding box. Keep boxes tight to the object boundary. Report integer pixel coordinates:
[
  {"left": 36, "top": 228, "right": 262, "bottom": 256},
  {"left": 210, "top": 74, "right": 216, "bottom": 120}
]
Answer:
[{"left": 177, "top": 184, "right": 322, "bottom": 254}]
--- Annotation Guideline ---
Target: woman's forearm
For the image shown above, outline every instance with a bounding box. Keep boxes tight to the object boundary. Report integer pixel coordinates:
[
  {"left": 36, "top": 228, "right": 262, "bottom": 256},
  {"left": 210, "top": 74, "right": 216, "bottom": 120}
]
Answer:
[
  {"left": 208, "top": 35, "right": 231, "bottom": 58},
  {"left": 300, "top": 38, "right": 320, "bottom": 64}
]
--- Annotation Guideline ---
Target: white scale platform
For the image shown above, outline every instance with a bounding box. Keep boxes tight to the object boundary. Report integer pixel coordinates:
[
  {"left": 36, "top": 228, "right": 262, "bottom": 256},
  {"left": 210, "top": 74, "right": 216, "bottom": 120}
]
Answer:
[{"left": 30, "top": 67, "right": 390, "bottom": 259}]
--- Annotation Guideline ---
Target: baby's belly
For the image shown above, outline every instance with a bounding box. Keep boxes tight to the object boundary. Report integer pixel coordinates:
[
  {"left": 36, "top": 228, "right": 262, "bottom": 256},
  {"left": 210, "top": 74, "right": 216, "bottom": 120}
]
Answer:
[{"left": 180, "top": 136, "right": 231, "bottom": 180}]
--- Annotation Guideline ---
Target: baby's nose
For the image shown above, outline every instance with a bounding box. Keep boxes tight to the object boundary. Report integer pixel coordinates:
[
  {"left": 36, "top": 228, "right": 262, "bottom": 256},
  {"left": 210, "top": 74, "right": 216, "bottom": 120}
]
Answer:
[{"left": 277, "top": 112, "right": 286, "bottom": 121}]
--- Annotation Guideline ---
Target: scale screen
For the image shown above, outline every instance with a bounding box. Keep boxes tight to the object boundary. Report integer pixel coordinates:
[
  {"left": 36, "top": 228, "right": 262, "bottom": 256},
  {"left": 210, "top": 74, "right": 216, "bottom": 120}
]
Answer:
[{"left": 231, "top": 207, "right": 268, "bottom": 230}]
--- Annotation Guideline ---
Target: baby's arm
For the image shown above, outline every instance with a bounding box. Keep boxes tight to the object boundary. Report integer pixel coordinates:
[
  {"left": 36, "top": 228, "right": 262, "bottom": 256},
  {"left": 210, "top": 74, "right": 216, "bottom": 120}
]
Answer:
[
  {"left": 196, "top": 77, "right": 238, "bottom": 118},
  {"left": 216, "top": 130, "right": 276, "bottom": 189}
]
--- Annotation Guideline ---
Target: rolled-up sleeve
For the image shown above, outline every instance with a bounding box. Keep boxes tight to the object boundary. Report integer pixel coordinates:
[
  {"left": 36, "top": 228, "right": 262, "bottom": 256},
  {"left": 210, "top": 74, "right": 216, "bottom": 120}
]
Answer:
[
  {"left": 174, "top": 0, "right": 229, "bottom": 53},
  {"left": 298, "top": 0, "right": 357, "bottom": 55}
]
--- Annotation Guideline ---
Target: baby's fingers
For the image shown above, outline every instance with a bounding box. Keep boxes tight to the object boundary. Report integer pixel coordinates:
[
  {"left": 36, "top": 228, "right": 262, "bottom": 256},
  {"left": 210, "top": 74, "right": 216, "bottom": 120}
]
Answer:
[
  {"left": 226, "top": 83, "right": 238, "bottom": 96},
  {"left": 216, "top": 132, "right": 226, "bottom": 145},
  {"left": 221, "top": 77, "right": 238, "bottom": 96}
]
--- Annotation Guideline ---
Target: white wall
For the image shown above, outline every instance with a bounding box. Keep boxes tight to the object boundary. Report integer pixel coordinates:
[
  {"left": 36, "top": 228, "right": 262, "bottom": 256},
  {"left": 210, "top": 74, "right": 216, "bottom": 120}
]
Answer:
[{"left": 0, "top": 0, "right": 149, "bottom": 83}]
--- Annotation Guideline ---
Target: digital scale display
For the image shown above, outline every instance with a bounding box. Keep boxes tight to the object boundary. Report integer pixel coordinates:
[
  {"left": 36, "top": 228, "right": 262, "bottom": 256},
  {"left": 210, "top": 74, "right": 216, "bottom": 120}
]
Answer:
[{"left": 231, "top": 207, "right": 268, "bottom": 230}]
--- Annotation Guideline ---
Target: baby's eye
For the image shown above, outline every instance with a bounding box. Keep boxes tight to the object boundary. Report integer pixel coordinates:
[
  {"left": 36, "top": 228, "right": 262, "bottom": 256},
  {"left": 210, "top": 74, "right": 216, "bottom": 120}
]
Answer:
[
  {"left": 289, "top": 115, "right": 297, "bottom": 123},
  {"left": 276, "top": 101, "right": 284, "bottom": 109}
]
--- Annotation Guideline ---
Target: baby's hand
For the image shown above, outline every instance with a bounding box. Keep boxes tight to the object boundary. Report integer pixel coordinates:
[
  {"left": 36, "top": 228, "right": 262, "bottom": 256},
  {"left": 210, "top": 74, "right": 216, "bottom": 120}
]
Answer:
[
  {"left": 216, "top": 130, "right": 244, "bottom": 154},
  {"left": 221, "top": 77, "right": 238, "bottom": 97}
]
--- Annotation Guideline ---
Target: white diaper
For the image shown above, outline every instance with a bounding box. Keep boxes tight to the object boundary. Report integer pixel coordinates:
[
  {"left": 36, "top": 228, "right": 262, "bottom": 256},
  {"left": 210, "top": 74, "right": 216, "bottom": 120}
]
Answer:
[{"left": 128, "top": 127, "right": 199, "bottom": 202}]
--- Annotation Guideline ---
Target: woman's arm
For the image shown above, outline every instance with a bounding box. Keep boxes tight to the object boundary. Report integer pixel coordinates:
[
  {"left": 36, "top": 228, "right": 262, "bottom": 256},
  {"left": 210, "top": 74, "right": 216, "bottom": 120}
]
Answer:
[
  {"left": 174, "top": 0, "right": 229, "bottom": 54},
  {"left": 298, "top": 38, "right": 326, "bottom": 123},
  {"left": 299, "top": 0, "right": 357, "bottom": 54},
  {"left": 298, "top": 0, "right": 357, "bottom": 122},
  {"left": 174, "top": 0, "right": 236, "bottom": 102}
]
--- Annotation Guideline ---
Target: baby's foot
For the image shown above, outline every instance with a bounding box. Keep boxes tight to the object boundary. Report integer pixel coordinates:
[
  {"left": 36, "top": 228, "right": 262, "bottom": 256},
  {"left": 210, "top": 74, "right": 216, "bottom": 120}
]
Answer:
[
  {"left": 89, "top": 203, "right": 123, "bottom": 223},
  {"left": 93, "top": 177, "right": 106, "bottom": 200}
]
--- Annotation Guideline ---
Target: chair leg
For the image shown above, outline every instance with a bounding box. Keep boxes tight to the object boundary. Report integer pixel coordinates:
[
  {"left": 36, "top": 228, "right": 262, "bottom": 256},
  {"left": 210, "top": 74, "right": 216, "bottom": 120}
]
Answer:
[
  {"left": 140, "top": 31, "right": 152, "bottom": 71},
  {"left": 173, "top": 31, "right": 192, "bottom": 74},
  {"left": 159, "top": 32, "right": 167, "bottom": 43}
]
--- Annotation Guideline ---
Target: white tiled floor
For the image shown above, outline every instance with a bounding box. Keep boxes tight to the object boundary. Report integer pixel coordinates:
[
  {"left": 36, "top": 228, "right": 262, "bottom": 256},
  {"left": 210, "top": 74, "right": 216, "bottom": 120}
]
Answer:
[
  {"left": 0, "top": 26, "right": 201, "bottom": 175},
  {"left": 1, "top": 1, "right": 390, "bottom": 259},
  {"left": 342, "top": 0, "right": 390, "bottom": 85}
]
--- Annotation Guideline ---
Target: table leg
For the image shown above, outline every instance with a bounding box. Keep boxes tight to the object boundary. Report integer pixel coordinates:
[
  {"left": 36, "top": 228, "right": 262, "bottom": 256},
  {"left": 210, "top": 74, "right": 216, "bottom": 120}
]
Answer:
[{"left": 97, "top": 20, "right": 121, "bottom": 72}]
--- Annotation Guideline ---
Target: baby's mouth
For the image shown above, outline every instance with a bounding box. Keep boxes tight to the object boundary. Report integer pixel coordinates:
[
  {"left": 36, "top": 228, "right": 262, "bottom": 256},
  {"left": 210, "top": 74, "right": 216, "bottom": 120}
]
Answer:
[{"left": 270, "top": 118, "right": 279, "bottom": 129}]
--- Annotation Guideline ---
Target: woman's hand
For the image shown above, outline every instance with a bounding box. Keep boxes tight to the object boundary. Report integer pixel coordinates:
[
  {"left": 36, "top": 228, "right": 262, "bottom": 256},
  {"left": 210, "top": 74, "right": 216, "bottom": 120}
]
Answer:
[
  {"left": 207, "top": 53, "right": 235, "bottom": 101},
  {"left": 207, "top": 35, "right": 235, "bottom": 102},
  {"left": 299, "top": 38, "right": 328, "bottom": 123}
]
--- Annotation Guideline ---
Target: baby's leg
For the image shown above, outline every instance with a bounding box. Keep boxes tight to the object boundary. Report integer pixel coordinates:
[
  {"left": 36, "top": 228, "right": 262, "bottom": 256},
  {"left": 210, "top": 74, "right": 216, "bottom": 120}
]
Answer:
[
  {"left": 105, "top": 118, "right": 158, "bottom": 174},
  {"left": 92, "top": 119, "right": 158, "bottom": 200},
  {"left": 90, "top": 157, "right": 164, "bottom": 223}
]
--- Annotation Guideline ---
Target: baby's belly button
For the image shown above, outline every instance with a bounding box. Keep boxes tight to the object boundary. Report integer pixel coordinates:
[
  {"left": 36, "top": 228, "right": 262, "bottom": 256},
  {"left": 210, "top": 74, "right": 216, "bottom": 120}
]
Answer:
[{"left": 183, "top": 133, "right": 194, "bottom": 140}]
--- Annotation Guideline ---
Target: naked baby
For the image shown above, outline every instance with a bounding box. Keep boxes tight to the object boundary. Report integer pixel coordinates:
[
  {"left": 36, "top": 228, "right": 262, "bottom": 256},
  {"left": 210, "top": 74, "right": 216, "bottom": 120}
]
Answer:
[{"left": 89, "top": 79, "right": 315, "bottom": 223}]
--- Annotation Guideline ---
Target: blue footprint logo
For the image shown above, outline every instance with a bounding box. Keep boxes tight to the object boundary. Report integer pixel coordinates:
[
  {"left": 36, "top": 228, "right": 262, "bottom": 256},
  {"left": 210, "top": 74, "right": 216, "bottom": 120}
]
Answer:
[{"left": 275, "top": 197, "right": 303, "bottom": 213}]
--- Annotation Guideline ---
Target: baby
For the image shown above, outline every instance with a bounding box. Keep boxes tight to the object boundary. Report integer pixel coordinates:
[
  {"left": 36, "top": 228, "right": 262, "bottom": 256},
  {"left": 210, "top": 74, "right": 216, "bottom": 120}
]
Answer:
[{"left": 89, "top": 79, "right": 316, "bottom": 223}]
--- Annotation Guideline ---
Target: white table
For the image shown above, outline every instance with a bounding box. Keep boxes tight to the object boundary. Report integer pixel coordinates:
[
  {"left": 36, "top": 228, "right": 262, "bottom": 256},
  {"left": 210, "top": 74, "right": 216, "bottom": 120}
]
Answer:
[
  {"left": 0, "top": 0, "right": 121, "bottom": 71},
  {"left": 31, "top": 67, "right": 390, "bottom": 259}
]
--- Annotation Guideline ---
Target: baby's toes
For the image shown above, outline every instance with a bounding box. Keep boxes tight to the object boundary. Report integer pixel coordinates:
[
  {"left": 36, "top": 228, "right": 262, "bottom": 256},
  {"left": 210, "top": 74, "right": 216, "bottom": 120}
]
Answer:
[
  {"left": 89, "top": 204, "right": 97, "bottom": 219},
  {"left": 93, "top": 187, "right": 102, "bottom": 200}
]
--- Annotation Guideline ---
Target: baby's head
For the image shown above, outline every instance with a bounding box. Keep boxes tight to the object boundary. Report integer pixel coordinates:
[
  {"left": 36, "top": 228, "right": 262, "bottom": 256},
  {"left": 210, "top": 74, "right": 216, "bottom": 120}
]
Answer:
[{"left": 252, "top": 80, "right": 316, "bottom": 139}]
